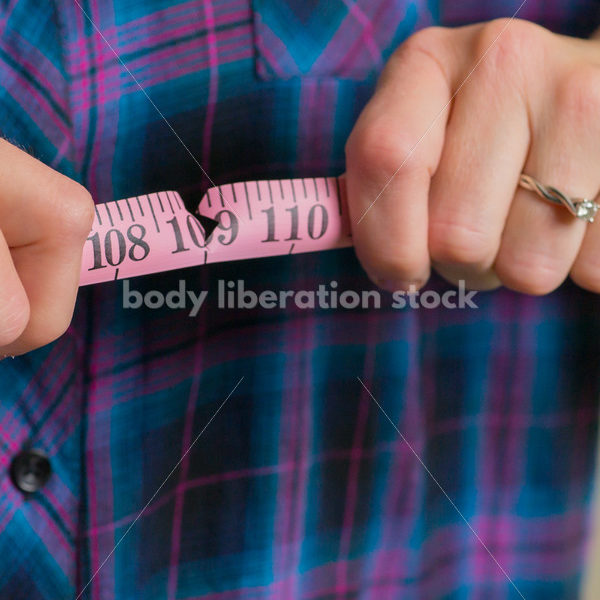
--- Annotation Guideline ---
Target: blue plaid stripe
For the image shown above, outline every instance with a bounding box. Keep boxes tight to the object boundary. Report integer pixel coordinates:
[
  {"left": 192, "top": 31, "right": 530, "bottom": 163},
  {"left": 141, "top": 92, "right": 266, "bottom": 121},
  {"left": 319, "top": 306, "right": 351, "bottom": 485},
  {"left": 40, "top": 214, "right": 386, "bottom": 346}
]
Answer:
[{"left": 251, "top": 0, "right": 431, "bottom": 80}]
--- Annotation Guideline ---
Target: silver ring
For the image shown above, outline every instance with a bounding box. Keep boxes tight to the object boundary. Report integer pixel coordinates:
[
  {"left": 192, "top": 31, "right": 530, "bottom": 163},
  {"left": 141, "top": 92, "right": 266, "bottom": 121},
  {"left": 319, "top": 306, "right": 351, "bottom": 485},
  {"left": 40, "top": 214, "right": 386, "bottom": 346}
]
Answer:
[{"left": 519, "top": 174, "right": 599, "bottom": 223}]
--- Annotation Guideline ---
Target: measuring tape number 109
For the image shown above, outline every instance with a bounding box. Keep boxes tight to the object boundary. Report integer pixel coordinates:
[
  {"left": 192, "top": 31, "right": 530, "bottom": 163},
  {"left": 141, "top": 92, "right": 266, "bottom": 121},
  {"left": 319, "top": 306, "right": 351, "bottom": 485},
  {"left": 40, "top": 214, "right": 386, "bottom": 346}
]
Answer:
[{"left": 79, "top": 176, "right": 353, "bottom": 286}]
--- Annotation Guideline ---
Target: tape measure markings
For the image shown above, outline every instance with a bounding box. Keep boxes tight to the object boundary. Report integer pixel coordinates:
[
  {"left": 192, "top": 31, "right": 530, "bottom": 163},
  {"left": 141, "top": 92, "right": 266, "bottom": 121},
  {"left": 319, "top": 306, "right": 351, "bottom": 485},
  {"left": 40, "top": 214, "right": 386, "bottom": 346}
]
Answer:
[
  {"left": 124, "top": 197, "right": 135, "bottom": 219},
  {"left": 255, "top": 180, "right": 262, "bottom": 204},
  {"left": 242, "top": 181, "right": 252, "bottom": 218},
  {"left": 115, "top": 200, "right": 124, "bottom": 220},
  {"left": 104, "top": 202, "right": 113, "bottom": 227},
  {"left": 176, "top": 192, "right": 184, "bottom": 211},
  {"left": 161, "top": 194, "right": 169, "bottom": 214},
  {"left": 80, "top": 176, "right": 351, "bottom": 286},
  {"left": 290, "top": 179, "right": 297, "bottom": 204},
  {"left": 147, "top": 195, "right": 160, "bottom": 232}
]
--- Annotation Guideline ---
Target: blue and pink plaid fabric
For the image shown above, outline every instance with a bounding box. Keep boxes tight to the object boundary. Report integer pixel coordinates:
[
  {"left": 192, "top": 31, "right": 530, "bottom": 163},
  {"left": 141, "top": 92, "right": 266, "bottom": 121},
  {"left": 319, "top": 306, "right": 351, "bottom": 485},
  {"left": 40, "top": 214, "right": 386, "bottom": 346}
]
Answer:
[{"left": 1, "top": 1, "right": 600, "bottom": 598}]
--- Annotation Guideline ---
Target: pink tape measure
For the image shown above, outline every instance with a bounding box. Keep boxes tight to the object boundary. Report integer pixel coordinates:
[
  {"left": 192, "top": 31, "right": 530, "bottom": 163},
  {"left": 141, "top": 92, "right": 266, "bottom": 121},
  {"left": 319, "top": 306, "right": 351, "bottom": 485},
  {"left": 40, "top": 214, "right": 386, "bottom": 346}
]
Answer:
[{"left": 80, "top": 176, "right": 352, "bottom": 286}]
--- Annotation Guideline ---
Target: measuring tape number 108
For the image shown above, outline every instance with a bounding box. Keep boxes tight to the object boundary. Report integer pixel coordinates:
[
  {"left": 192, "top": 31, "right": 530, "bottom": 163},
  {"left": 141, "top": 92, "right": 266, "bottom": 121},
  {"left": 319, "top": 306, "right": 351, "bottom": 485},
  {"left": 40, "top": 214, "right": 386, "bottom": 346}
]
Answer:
[{"left": 79, "top": 176, "right": 353, "bottom": 286}]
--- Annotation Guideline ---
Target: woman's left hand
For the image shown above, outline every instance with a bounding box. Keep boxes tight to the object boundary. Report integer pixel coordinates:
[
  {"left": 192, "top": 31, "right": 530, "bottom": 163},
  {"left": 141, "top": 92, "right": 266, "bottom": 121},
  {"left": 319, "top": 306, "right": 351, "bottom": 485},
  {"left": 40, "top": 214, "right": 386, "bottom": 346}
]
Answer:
[{"left": 345, "top": 18, "right": 600, "bottom": 294}]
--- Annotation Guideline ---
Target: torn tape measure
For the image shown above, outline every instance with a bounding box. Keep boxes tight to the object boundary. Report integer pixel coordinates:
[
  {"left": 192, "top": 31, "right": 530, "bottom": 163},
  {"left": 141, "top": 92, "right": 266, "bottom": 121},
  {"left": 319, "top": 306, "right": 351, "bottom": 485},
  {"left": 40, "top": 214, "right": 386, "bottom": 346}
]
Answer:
[{"left": 80, "top": 176, "right": 352, "bottom": 286}]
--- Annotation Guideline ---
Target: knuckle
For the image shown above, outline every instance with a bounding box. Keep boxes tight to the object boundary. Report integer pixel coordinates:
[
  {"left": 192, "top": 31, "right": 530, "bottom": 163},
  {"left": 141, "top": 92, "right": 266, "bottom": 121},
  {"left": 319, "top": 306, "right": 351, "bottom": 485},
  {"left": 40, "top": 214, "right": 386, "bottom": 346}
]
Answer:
[
  {"left": 429, "top": 219, "right": 495, "bottom": 268},
  {"left": 51, "top": 178, "right": 95, "bottom": 240},
  {"left": 495, "top": 247, "right": 566, "bottom": 295},
  {"left": 345, "top": 126, "right": 427, "bottom": 181},
  {"left": 555, "top": 64, "right": 600, "bottom": 126},
  {"left": 476, "top": 18, "right": 545, "bottom": 74},
  {"left": 399, "top": 25, "right": 447, "bottom": 58},
  {"left": 384, "top": 26, "right": 451, "bottom": 89}
]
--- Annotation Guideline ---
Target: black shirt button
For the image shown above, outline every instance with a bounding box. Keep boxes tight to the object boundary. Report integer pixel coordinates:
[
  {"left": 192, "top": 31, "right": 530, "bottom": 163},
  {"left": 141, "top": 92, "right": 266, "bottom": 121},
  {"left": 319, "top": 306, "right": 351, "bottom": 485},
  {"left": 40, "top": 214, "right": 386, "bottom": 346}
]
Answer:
[{"left": 10, "top": 449, "right": 52, "bottom": 494}]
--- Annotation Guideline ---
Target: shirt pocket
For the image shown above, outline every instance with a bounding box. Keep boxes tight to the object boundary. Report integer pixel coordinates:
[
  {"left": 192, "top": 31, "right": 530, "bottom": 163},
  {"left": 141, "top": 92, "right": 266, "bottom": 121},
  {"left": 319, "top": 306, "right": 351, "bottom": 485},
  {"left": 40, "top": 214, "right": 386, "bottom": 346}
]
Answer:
[{"left": 251, "top": 0, "right": 435, "bottom": 80}]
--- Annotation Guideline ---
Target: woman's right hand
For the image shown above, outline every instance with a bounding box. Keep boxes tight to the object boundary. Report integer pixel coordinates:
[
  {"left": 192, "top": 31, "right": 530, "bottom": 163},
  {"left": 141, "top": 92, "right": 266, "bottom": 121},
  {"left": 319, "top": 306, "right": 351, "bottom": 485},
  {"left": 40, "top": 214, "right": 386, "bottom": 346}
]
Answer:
[{"left": 0, "top": 138, "right": 94, "bottom": 357}]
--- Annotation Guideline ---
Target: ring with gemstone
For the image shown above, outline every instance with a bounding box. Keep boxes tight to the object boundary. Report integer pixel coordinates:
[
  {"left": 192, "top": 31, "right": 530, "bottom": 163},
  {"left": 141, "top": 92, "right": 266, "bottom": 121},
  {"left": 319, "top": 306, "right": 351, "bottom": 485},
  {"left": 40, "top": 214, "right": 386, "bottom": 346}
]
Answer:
[{"left": 518, "top": 174, "right": 599, "bottom": 223}]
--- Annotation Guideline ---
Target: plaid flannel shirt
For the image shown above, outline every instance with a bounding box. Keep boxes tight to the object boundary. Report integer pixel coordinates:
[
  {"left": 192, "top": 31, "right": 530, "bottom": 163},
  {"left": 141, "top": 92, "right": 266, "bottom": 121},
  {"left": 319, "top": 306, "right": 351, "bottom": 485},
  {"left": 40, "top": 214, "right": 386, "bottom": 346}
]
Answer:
[{"left": 1, "top": 1, "right": 600, "bottom": 598}]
